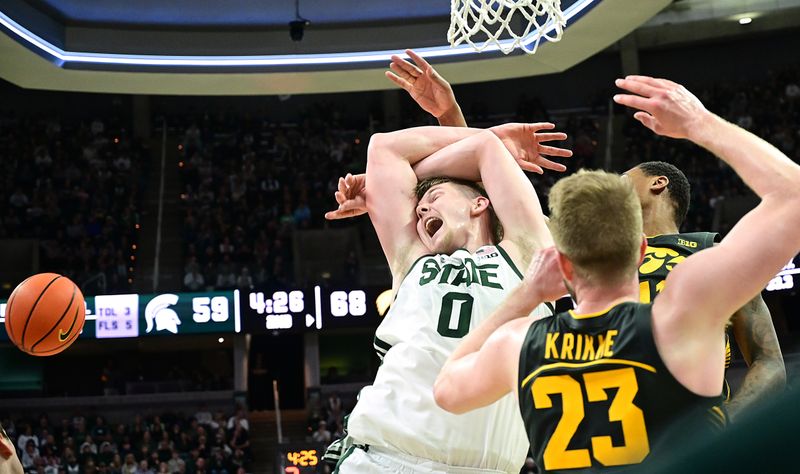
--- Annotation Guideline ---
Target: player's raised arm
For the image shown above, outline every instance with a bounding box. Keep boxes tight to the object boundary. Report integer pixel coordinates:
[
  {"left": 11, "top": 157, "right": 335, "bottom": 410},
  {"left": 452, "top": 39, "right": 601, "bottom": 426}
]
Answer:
[
  {"left": 615, "top": 76, "right": 800, "bottom": 393},
  {"left": 413, "top": 123, "right": 572, "bottom": 267},
  {"left": 364, "top": 126, "right": 485, "bottom": 282},
  {"left": 386, "top": 49, "right": 467, "bottom": 127}
]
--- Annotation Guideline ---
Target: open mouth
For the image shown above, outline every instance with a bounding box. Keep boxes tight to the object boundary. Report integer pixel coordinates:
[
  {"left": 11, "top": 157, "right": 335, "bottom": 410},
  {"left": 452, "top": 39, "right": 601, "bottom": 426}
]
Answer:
[{"left": 424, "top": 217, "right": 443, "bottom": 238}]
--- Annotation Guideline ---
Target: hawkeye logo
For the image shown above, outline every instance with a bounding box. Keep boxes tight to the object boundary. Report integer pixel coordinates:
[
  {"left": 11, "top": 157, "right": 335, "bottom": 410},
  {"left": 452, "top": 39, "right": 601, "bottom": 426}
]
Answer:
[
  {"left": 145, "top": 294, "right": 181, "bottom": 334},
  {"left": 639, "top": 247, "right": 686, "bottom": 275}
]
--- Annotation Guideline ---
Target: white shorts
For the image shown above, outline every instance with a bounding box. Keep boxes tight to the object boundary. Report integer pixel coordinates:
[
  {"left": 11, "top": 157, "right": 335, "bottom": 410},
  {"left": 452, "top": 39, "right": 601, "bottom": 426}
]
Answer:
[{"left": 334, "top": 445, "right": 507, "bottom": 474}]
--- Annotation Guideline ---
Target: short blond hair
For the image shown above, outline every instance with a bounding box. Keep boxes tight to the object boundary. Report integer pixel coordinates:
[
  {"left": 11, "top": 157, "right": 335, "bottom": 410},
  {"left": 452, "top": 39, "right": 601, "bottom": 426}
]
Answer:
[{"left": 548, "top": 170, "right": 643, "bottom": 285}]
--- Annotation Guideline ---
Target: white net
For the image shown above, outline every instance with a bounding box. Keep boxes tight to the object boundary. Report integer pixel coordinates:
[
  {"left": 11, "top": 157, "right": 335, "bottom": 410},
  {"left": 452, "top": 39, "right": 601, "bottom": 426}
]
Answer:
[{"left": 448, "top": 0, "right": 566, "bottom": 55}]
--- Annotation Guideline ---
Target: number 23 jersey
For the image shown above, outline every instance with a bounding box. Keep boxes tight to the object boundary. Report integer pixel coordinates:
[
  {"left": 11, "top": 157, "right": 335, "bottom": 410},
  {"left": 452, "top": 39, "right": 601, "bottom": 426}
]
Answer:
[
  {"left": 346, "top": 245, "right": 552, "bottom": 472},
  {"left": 518, "top": 302, "right": 720, "bottom": 473}
]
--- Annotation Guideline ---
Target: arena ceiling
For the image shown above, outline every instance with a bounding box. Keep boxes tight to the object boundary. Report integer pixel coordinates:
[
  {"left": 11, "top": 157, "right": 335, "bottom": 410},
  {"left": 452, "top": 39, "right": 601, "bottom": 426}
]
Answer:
[{"left": 0, "top": 0, "right": 798, "bottom": 95}]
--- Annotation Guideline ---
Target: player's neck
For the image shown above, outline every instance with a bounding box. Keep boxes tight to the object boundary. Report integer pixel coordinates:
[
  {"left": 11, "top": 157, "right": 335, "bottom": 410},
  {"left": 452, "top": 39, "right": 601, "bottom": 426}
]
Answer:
[
  {"left": 461, "top": 222, "right": 495, "bottom": 253},
  {"left": 571, "top": 275, "right": 640, "bottom": 315},
  {"left": 641, "top": 202, "right": 679, "bottom": 237}
]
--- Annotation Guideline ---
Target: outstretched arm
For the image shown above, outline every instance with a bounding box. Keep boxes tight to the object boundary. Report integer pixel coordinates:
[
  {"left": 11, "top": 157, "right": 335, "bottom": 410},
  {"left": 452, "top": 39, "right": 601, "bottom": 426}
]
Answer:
[
  {"left": 615, "top": 76, "right": 800, "bottom": 394},
  {"left": 386, "top": 49, "right": 467, "bottom": 127},
  {"left": 727, "top": 294, "right": 786, "bottom": 422}
]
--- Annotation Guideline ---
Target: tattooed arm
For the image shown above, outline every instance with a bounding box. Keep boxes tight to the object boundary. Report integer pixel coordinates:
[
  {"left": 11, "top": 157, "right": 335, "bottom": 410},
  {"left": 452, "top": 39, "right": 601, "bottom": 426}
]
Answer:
[{"left": 727, "top": 293, "right": 786, "bottom": 422}]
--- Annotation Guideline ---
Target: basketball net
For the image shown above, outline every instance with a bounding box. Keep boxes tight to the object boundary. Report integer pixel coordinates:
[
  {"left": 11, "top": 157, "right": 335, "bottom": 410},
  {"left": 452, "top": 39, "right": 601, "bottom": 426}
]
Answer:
[{"left": 448, "top": 0, "right": 566, "bottom": 55}]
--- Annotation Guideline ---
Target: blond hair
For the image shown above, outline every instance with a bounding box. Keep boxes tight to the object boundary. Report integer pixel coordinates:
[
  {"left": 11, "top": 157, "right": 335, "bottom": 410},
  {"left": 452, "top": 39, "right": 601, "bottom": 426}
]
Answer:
[{"left": 548, "top": 170, "right": 643, "bottom": 285}]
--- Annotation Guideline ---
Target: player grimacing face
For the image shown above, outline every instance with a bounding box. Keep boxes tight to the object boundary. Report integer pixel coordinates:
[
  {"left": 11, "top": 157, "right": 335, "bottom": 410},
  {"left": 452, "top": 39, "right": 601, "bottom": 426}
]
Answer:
[{"left": 415, "top": 183, "right": 484, "bottom": 254}]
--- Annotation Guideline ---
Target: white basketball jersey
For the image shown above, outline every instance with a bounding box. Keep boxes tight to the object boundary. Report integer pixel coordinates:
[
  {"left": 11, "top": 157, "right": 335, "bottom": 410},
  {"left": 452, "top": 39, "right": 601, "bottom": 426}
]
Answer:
[{"left": 346, "top": 245, "right": 553, "bottom": 473}]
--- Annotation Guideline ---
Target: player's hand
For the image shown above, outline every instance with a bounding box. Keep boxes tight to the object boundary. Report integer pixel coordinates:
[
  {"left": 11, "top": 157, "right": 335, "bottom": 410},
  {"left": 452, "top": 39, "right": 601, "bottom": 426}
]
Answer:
[
  {"left": 325, "top": 173, "right": 367, "bottom": 220},
  {"left": 489, "top": 123, "right": 572, "bottom": 174},
  {"left": 613, "top": 75, "right": 713, "bottom": 140},
  {"left": 523, "top": 247, "right": 567, "bottom": 302},
  {"left": 386, "top": 50, "right": 461, "bottom": 121}
]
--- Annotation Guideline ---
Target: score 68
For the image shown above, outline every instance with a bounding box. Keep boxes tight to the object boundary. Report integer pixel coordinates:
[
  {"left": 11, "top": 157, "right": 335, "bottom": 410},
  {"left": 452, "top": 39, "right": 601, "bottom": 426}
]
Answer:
[{"left": 330, "top": 290, "right": 366, "bottom": 317}]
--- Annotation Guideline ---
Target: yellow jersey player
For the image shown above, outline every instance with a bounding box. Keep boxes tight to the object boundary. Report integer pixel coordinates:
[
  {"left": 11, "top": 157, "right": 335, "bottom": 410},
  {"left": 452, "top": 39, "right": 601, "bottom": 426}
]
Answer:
[
  {"left": 625, "top": 161, "right": 785, "bottom": 422},
  {"left": 433, "top": 75, "right": 800, "bottom": 472}
]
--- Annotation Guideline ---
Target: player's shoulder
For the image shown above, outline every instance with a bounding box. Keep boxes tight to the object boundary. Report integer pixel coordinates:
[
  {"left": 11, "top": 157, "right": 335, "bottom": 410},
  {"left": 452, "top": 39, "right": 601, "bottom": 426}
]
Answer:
[{"left": 647, "top": 232, "right": 719, "bottom": 249}]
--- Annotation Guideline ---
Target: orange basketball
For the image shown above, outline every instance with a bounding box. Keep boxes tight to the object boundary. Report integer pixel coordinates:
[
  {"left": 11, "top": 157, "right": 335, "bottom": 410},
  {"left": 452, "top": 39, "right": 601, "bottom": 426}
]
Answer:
[{"left": 4, "top": 273, "right": 85, "bottom": 356}]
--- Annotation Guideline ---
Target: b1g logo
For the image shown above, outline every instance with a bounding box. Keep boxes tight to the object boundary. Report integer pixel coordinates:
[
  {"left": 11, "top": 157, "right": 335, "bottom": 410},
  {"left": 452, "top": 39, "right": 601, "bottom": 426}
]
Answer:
[{"left": 145, "top": 294, "right": 181, "bottom": 334}]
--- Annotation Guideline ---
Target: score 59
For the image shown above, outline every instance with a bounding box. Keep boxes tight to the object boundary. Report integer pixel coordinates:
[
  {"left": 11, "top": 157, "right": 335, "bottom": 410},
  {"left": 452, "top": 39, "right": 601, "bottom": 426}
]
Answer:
[{"left": 192, "top": 296, "right": 229, "bottom": 322}]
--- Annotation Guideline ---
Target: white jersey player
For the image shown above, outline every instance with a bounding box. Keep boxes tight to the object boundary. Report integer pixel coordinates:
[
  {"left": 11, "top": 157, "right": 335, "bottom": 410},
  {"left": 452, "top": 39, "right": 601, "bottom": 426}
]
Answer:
[{"left": 324, "top": 122, "right": 571, "bottom": 473}]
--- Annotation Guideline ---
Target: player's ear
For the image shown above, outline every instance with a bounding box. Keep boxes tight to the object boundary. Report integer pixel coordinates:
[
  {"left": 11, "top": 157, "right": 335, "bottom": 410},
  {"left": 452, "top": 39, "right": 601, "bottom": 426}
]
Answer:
[
  {"left": 638, "top": 234, "right": 648, "bottom": 265},
  {"left": 651, "top": 176, "right": 669, "bottom": 195},
  {"left": 471, "top": 196, "right": 490, "bottom": 216},
  {"left": 556, "top": 251, "right": 573, "bottom": 281}
]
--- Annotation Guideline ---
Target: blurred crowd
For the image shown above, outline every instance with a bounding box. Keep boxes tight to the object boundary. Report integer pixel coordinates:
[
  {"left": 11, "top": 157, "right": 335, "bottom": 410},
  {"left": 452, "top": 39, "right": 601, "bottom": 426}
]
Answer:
[
  {"left": 177, "top": 108, "right": 365, "bottom": 292},
  {"left": 1, "top": 408, "right": 251, "bottom": 474},
  {"left": 0, "top": 114, "right": 145, "bottom": 294},
  {"left": 619, "top": 67, "right": 800, "bottom": 234}
]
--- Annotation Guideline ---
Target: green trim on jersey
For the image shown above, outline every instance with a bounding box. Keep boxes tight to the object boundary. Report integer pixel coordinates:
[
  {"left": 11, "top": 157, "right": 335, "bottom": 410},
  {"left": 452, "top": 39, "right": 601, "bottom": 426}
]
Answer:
[
  {"left": 373, "top": 336, "right": 392, "bottom": 359},
  {"left": 496, "top": 244, "right": 523, "bottom": 280},
  {"left": 332, "top": 445, "right": 356, "bottom": 474}
]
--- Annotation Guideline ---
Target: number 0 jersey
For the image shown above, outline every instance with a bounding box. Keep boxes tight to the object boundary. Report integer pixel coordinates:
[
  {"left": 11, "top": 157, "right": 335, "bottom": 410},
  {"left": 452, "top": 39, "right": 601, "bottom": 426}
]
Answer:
[
  {"left": 346, "top": 245, "right": 552, "bottom": 472},
  {"left": 518, "top": 302, "right": 720, "bottom": 473}
]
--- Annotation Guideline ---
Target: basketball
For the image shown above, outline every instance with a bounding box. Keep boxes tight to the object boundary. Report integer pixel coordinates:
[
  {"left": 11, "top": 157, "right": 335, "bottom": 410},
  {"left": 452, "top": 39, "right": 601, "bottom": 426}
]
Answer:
[{"left": 4, "top": 273, "right": 85, "bottom": 356}]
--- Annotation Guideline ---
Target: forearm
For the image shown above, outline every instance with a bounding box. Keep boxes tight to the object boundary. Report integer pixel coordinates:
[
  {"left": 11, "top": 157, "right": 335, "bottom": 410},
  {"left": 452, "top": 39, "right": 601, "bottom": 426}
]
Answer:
[
  {"left": 690, "top": 114, "right": 800, "bottom": 199},
  {"left": 369, "top": 126, "right": 482, "bottom": 167},
  {"left": 727, "top": 297, "right": 786, "bottom": 421},
  {"left": 437, "top": 104, "right": 467, "bottom": 127},
  {"left": 447, "top": 280, "right": 542, "bottom": 364},
  {"left": 726, "top": 357, "right": 785, "bottom": 422},
  {"left": 412, "top": 130, "right": 510, "bottom": 182}
]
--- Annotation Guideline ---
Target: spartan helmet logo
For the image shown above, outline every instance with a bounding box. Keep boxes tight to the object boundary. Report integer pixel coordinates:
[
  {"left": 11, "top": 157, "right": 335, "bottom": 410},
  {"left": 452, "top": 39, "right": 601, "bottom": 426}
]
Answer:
[{"left": 145, "top": 294, "right": 181, "bottom": 334}]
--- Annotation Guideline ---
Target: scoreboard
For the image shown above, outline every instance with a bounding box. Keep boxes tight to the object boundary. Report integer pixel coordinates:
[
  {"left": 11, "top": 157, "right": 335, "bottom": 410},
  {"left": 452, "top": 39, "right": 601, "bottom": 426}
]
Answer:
[
  {"left": 0, "top": 285, "right": 390, "bottom": 341},
  {"left": 274, "top": 443, "right": 325, "bottom": 473}
]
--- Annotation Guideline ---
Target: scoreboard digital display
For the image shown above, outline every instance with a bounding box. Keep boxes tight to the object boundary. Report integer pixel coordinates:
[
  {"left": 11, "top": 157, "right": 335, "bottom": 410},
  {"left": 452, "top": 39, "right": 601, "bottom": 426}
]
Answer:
[
  {"left": 0, "top": 285, "right": 390, "bottom": 341},
  {"left": 274, "top": 443, "right": 325, "bottom": 474}
]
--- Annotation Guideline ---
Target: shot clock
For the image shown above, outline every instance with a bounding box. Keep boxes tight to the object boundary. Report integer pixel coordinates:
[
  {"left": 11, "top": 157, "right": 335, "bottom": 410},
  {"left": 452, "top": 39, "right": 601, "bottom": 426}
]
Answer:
[{"left": 275, "top": 443, "right": 324, "bottom": 473}]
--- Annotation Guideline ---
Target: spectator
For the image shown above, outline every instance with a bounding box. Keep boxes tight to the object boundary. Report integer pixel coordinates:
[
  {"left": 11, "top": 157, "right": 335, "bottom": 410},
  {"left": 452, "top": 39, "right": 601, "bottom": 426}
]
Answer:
[
  {"left": 215, "top": 256, "right": 236, "bottom": 290},
  {"left": 21, "top": 440, "right": 40, "bottom": 472},
  {"left": 235, "top": 268, "right": 253, "bottom": 290},
  {"left": 16, "top": 426, "right": 39, "bottom": 452},
  {"left": 225, "top": 411, "right": 248, "bottom": 433},
  {"left": 184, "top": 265, "right": 205, "bottom": 292},
  {"left": 310, "top": 422, "right": 331, "bottom": 446},
  {"left": 135, "top": 460, "right": 154, "bottom": 474},
  {"left": 167, "top": 451, "right": 185, "bottom": 474},
  {"left": 80, "top": 436, "right": 98, "bottom": 455}
]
